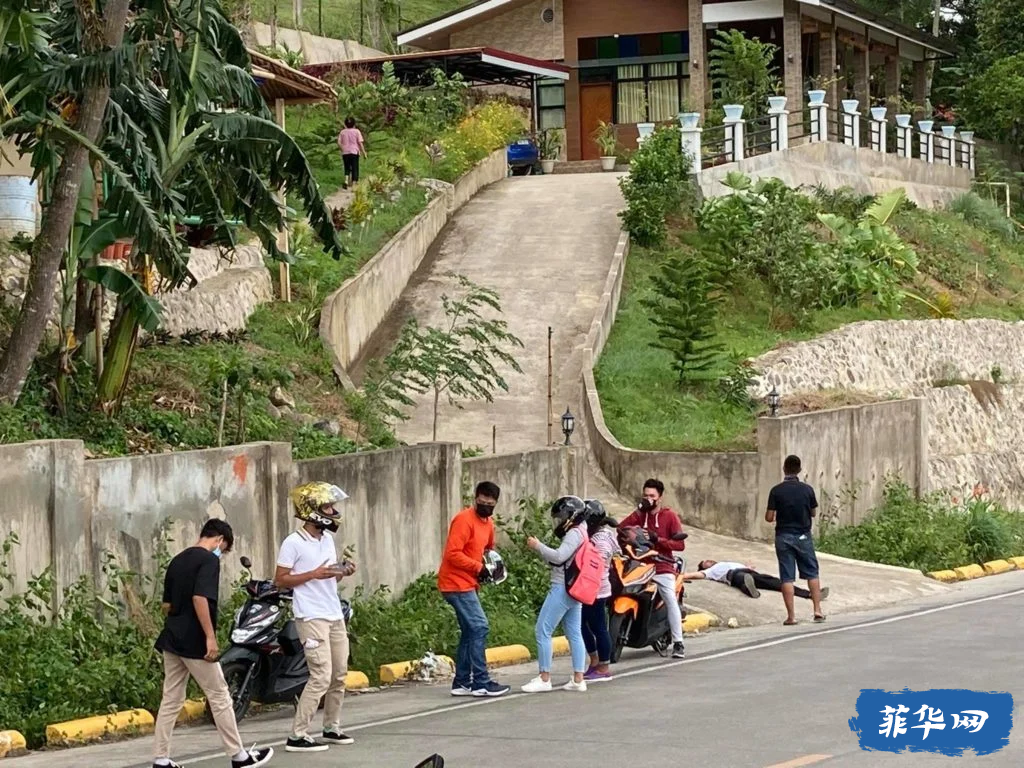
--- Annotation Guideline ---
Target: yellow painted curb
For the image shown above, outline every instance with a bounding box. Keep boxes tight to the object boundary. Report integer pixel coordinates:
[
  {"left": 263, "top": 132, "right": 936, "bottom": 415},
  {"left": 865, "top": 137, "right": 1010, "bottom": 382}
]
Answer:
[
  {"left": 953, "top": 563, "right": 985, "bottom": 580},
  {"left": 46, "top": 708, "right": 154, "bottom": 746},
  {"left": 983, "top": 559, "right": 1013, "bottom": 575},
  {"left": 175, "top": 699, "right": 206, "bottom": 724},
  {"left": 345, "top": 671, "right": 370, "bottom": 690},
  {"left": 684, "top": 612, "right": 718, "bottom": 634},
  {"left": 379, "top": 656, "right": 455, "bottom": 684},
  {"left": 928, "top": 569, "right": 959, "bottom": 582},
  {"left": 1009, "top": 556, "right": 1024, "bottom": 570},
  {"left": 0, "top": 730, "right": 27, "bottom": 758},
  {"left": 485, "top": 644, "right": 531, "bottom": 667},
  {"left": 551, "top": 635, "right": 570, "bottom": 656}
]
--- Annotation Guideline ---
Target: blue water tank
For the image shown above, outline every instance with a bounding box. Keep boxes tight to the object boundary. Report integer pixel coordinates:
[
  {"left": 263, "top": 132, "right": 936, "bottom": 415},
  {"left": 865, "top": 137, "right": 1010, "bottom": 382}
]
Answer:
[{"left": 0, "top": 176, "right": 39, "bottom": 238}]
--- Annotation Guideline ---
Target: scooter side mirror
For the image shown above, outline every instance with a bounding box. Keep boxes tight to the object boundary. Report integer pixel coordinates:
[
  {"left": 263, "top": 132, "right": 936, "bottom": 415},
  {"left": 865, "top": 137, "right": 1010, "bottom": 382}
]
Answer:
[
  {"left": 240, "top": 556, "right": 252, "bottom": 569},
  {"left": 413, "top": 756, "right": 444, "bottom": 768},
  {"left": 671, "top": 532, "right": 688, "bottom": 541}
]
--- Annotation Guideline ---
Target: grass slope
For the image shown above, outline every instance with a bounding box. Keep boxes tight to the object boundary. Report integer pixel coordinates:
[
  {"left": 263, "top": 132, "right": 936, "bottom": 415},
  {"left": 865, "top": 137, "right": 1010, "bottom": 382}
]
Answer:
[{"left": 596, "top": 202, "right": 1024, "bottom": 453}]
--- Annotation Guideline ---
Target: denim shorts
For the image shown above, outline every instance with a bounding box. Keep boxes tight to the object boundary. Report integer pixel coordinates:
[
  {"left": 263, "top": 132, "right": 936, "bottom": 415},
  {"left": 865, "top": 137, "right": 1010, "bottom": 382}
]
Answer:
[{"left": 775, "top": 532, "right": 820, "bottom": 582}]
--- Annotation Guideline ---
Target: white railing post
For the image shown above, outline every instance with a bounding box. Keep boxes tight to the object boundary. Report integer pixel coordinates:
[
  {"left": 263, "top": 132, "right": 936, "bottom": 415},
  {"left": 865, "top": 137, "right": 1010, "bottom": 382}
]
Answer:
[
  {"left": 768, "top": 96, "right": 788, "bottom": 152},
  {"left": 809, "top": 97, "right": 828, "bottom": 143},
  {"left": 869, "top": 106, "right": 887, "bottom": 153},
  {"left": 680, "top": 122, "right": 703, "bottom": 174},
  {"left": 842, "top": 99, "right": 860, "bottom": 148},
  {"left": 918, "top": 120, "right": 935, "bottom": 163},
  {"left": 960, "top": 131, "right": 975, "bottom": 174},
  {"left": 723, "top": 104, "right": 745, "bottom": 163},
  {"left": 941, "top": 126, "right": 957, "bottom": 167},
  {"left": 895, "top": 115, "right": 912, "bottom": 158}
]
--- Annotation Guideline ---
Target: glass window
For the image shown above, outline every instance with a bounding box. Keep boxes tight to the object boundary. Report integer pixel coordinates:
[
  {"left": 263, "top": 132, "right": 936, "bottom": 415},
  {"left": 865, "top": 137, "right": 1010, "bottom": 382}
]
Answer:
[
  {"left": 617, "top": 81, "right": 646, "bottom": 123},
  {"left": 597, "top": 37, "right": 618, "bottom": 59},
  {"left": 649, "top": 62, "right": 677, "bottom": 78},
  {"left": 577, "top": 38, "right": 597, "bottom": 60},
  {"left": 618, "top": 35, "right": 640, "bottom": 58},
  {"left": 661, "top": 32, "right": 683, "bottom": 55},
  {"left": 539, "top": 108, "right": 566, "bottom": 130},
  {"left": 648, "top": 79, "right": 679, "bottom": 121},
  {"left": 617, "top": 64, "right": 643, "bottom": 81},
  {"left": 538, "top": 81, "right": 565, "bottom": 107}
]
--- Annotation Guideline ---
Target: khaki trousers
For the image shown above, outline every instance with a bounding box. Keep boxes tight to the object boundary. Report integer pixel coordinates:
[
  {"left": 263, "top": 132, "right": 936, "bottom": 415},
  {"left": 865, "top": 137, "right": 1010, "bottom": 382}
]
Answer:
[
  {"left": 292, "top": 618, "right": 349, "bottom": 738},
  {"left": 153, "top": 651, "right": 243, "bottom": 759}
]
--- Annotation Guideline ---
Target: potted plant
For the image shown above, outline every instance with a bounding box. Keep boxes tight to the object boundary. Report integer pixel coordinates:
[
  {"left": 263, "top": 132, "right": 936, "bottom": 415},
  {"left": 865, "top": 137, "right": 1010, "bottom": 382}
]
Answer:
[
  {"left": 870, "top": 105, "right": 887, "bottom": 122},
  {"left": 722, "top": 104, "right": 744, "bottom": 121},
  {"left": 941, "top": 125, "right": 957, "bottom": 138},
  {"left": 806, "top": 73, "right": 841, "bottom": 105},
  {"left": 593, "top": 121, "right": 618, "bottom": 170},
  {"left": 768, "top": 95, "right": 787, "bottom": 112},
  {"left": 895, "top": 114, "right": 912, "bottom": 128},
  {"left": 538, "top": 128, "right": 562, "bottom": 174},
  {"left": 841, "top": 99, "right": 859, "bottom": 114},
  {"left": 636, "top": 122, "right": 656, "bottom": 144},
  {"left": 918, "top": 119, "right": 935, "bottom": 134},
  {"left": 678, "top": 93, "right": 701, "bottom": 129},
  {"left": 960, "top": 131, "right": 974, "bottom": 143}
]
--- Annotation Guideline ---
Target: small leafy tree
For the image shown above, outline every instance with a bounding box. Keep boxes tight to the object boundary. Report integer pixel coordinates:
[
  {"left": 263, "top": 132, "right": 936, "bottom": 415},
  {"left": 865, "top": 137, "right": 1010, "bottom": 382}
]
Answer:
[
  {"left": 962, "top": 53, "right": 1024, "bottom": 165},
  {"left": 708, "top": 29, "right": 780, "bottom": 119},
  {"left": 403, "top": 274, "right": 524, "bottom": 441},
  {"left": 641, "top": 255, "right": 723, "bottom": 386}
]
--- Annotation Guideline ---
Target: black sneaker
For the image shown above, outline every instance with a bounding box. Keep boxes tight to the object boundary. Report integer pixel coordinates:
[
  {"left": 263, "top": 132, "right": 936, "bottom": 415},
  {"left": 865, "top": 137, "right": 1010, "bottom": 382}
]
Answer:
[
  {"left": 153, "top": 762, "right": 184, "bottom": 768},
  {"left": 285, "top": 736, "right": 328, "bottom": 753},
  {"left": 232, "top": 747, "right": 274, "bottom": 767},
  {"left": 322, "top": 729, "right": 355, "bottom": 745},
  {"left": 472, "top": 680, "right": 511, "bottom": 697},
  {"left": 672, "top": 642, "right": 686, "bottom": 659}
]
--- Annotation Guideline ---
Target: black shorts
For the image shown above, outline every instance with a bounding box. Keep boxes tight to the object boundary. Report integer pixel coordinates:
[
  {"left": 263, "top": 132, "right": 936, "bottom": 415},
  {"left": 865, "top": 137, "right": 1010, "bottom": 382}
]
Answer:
[{"left": 342, "top": 153, "right": 359, "bottom": 181}]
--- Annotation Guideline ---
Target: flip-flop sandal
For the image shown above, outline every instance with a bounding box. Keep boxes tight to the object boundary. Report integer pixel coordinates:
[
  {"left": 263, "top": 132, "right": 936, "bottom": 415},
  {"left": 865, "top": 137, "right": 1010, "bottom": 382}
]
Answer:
[
  {"left": 783, "top": 618, "right": 798, "bottom": 626},
  {"left": 814, "top": 614, "right": 827, "bottom": 623}
]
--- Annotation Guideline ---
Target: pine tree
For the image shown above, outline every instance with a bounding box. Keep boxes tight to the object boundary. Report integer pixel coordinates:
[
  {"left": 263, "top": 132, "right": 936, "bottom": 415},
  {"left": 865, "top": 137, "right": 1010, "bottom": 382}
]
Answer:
[{"left": 640, "top": 256, "right": 723, "bottom": 387}]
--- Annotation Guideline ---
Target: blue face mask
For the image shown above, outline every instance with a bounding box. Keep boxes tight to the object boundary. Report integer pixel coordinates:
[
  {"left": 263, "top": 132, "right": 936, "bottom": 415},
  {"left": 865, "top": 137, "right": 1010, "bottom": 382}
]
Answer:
[{"left": 212, "top": 546, "right": 222, "bottom": 559}]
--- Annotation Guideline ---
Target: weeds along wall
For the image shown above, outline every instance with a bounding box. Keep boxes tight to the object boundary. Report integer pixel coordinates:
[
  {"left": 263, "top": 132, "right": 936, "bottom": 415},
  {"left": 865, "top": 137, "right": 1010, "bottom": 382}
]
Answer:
[{"left": 0, "top": 440, "right": 582, "bottom": 602}]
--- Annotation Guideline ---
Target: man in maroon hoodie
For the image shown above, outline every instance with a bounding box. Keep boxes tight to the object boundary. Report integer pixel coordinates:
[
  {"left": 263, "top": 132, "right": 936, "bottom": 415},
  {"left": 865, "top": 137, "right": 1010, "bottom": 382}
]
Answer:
[{"left": 619, "top": 478, "right": 687, "bottom": 658}]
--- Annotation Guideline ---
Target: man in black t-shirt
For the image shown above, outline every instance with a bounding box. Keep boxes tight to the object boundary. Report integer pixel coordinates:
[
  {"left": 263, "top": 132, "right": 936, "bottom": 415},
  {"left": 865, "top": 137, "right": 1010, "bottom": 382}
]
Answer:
[
  {"left": 151, "top": 519, "right": 274, "bottom": 768},
  {"left": 765, "top": 455, "right": 826, "bottom": 626}
]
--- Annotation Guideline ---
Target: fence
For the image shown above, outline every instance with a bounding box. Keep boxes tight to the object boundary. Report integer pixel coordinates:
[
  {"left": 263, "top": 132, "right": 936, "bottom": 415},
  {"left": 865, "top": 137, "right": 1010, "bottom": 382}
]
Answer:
[{"left": 682, "top": 95, "right": 976, "bottom": 176}]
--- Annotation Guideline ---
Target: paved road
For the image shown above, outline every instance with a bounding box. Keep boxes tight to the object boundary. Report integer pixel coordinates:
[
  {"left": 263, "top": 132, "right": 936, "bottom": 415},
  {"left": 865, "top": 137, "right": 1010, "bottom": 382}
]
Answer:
[
  {"left": 353, "top": 172, "right": 624, "bottom": 452},
  {"left": 23, "top": 571, "right": 1022, "bottom": 768}
]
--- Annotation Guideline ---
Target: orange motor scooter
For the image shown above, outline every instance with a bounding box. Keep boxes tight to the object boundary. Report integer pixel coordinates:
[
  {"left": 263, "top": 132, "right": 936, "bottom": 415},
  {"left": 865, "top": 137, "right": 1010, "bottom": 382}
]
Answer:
[{"left": 607, "top": 527, "right": 687, "bottom": 663}]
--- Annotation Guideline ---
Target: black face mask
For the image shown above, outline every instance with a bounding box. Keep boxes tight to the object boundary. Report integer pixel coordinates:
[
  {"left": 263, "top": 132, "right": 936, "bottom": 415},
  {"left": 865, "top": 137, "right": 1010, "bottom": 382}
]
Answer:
[
  {"left": 475, "top": 503, "right": 495, "bottom": 518},
  {"left": 638, "top": 498, "right": 656, "bottom": 513}
]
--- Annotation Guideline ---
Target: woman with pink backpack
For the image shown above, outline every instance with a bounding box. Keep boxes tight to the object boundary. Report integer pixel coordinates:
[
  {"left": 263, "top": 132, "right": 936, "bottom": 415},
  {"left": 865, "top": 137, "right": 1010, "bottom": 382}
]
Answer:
[{"left": 523, "top": 496, "right": 593, "bottom": 693}]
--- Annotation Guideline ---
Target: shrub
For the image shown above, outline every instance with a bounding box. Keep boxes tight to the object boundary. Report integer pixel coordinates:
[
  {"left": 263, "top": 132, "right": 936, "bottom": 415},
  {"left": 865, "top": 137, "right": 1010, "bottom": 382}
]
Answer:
[
  {"left": 947, "top": 192, "right": 1018, "bottom": 242},
  {"left": 619, "top": 125, "right": 695, "bottom": 247},
  {"left": 817, "top": 480, "right": 1024, "bottom": 573},
  {"left": 437, "top": 101, "right": 525, "bottom": 181}
]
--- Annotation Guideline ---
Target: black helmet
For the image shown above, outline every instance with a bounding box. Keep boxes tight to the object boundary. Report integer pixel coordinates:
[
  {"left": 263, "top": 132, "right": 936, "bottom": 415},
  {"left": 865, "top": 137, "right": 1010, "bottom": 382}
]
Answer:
[
  {"left": 584, "top": 498, "right": 617, "bottom": 534},
  {"left": 551, "top": 495, "right": 586, "bottom": 538}
]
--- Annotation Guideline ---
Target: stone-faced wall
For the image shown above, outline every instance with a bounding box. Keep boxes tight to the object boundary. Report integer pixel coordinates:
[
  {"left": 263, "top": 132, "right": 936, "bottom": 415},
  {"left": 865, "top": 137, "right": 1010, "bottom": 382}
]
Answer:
[
  {"left": 751, "top": 318, "right": 1024, "bottom": 508},
  {"left": 450, "top": 0, "right": 564, "bottom": 61}
]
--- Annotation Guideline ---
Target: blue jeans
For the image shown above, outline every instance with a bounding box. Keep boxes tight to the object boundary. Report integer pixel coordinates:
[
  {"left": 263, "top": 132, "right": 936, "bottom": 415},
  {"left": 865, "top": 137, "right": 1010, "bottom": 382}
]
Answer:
[
  {"left": 775, "top": 532, "right": 820, "bottom": 583},
  {"left": 535, "top": 583, "right": 587, "bottom": 674},
  {"left": 442, "top": 590, "right": 491, "bottom": 688}
]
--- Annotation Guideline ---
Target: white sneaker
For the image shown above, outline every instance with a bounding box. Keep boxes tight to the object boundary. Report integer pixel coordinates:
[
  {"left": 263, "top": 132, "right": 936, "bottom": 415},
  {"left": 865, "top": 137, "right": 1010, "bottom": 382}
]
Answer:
[
  {"left": 521, "top": 676, "right": 553, "bottom": 693},
  {"left": 562, "top": 679, "right": 588, "bottom": 692}
]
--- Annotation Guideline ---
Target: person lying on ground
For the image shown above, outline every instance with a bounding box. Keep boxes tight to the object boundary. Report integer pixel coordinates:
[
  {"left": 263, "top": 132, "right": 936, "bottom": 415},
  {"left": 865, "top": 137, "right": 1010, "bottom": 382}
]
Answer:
[{"left": 681, "top": 560, "right": 830, "bottom": 601}]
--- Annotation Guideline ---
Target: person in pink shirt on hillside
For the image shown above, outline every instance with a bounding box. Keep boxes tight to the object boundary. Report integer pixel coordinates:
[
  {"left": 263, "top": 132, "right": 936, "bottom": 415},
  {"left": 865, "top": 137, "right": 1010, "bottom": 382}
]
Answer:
[{"left": 337, "top": 117, "right": 366, "bottom": 189}]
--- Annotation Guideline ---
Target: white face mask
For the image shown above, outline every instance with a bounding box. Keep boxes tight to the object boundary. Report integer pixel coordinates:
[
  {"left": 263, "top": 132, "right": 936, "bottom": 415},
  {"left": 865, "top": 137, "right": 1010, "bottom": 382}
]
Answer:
[{"left": 212, "top": 541, "right": 223, "bottom": 558}]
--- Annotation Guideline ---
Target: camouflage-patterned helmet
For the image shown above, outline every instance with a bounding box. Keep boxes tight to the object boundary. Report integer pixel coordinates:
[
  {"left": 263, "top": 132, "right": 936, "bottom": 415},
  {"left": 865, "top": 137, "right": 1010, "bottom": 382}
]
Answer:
[{"left": 290, "top": 482, "right": 349, "bottom": 533}]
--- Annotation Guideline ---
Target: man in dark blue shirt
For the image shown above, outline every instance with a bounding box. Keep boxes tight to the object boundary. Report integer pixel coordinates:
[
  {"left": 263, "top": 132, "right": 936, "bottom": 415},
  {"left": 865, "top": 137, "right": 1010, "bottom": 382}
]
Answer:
[{"left": 765, "top": 455, "right": 825, "bottom": 626}]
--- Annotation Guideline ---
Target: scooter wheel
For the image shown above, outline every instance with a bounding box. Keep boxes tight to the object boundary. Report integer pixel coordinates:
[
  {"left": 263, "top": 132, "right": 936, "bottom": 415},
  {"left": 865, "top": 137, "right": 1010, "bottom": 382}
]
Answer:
[{"left": 218, "top": 660, "right": 256, "bottom": 722}]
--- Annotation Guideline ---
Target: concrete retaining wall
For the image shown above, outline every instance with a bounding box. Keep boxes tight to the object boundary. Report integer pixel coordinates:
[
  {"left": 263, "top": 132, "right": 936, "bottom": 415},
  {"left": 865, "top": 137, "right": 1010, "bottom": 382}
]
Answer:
[
  {"left": 699, "top": 141, "right": 971, "bottom": 209},
  {"left": 318, "top": 150, "right": 508, "bottom": 387},
  {"left": 0, "top": 440, "right": 579, "bottom": 601}
]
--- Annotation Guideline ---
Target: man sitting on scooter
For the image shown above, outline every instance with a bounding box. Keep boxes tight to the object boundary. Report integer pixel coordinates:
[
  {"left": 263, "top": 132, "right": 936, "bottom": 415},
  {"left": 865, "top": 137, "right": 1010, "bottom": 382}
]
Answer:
[{"left": 619, "top": 478, "right": 687, "bottom": 659}]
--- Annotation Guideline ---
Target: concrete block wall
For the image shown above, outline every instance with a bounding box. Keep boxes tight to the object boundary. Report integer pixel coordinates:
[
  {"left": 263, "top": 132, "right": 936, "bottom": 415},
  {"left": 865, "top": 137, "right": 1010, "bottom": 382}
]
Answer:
[{"left": 0, "top": 440, "right": 581, "bottom": 602}]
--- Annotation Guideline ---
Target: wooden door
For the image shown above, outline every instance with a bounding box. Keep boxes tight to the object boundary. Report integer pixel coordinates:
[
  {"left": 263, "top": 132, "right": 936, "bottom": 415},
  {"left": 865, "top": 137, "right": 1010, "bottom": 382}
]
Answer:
[{"left": 580, "top": 83, "right": 613, "bottom": 160}]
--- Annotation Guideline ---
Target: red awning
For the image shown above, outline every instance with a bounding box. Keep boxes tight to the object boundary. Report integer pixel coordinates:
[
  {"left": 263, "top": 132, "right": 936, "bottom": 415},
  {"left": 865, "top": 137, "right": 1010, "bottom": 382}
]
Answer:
[{"left": 303, "top": 47, "right": 569, "bottom": 89}]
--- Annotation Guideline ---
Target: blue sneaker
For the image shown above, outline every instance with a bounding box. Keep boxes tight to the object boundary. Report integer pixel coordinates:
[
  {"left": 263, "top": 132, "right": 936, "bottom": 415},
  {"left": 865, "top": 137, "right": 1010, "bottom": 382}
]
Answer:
[{"left": 472, "top": 680, "right": 510, "bottom": 697}]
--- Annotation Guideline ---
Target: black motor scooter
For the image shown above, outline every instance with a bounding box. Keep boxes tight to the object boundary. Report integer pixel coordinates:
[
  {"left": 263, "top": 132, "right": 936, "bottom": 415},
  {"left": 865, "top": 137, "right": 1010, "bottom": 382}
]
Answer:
[{"left": 215, "top": 556, "right": 352, "bottom": 721}]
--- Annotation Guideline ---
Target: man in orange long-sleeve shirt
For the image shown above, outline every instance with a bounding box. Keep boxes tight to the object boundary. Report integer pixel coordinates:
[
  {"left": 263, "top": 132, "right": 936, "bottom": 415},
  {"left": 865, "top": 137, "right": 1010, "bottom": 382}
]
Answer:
[{"left": 437, "top": 481, "right": 510, "bottom": 698}]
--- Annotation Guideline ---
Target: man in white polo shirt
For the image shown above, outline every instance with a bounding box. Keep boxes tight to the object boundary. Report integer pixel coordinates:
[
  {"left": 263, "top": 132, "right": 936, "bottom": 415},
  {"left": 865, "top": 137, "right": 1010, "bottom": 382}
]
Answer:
[
  {"left": 274, "top": 482, "right": 357, "bottom": 753},
  {"left": 683, "top": 559, "right": 829, "bottom": 601}
]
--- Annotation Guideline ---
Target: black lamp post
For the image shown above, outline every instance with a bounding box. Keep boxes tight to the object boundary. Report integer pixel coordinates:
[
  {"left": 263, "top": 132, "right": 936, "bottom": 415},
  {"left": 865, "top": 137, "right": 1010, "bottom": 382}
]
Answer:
[
  {"left": 561, "top": 407, "right": 575, "bottom": 445},
  {"left": 767, "top": 385, "right": 781, "bottom": 417}
]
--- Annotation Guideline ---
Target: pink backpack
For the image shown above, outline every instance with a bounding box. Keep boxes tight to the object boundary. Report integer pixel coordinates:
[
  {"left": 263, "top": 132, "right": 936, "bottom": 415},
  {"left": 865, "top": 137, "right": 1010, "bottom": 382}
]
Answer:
[{"left": 564, "top": 536, "right": 604, "bottom": 605}]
